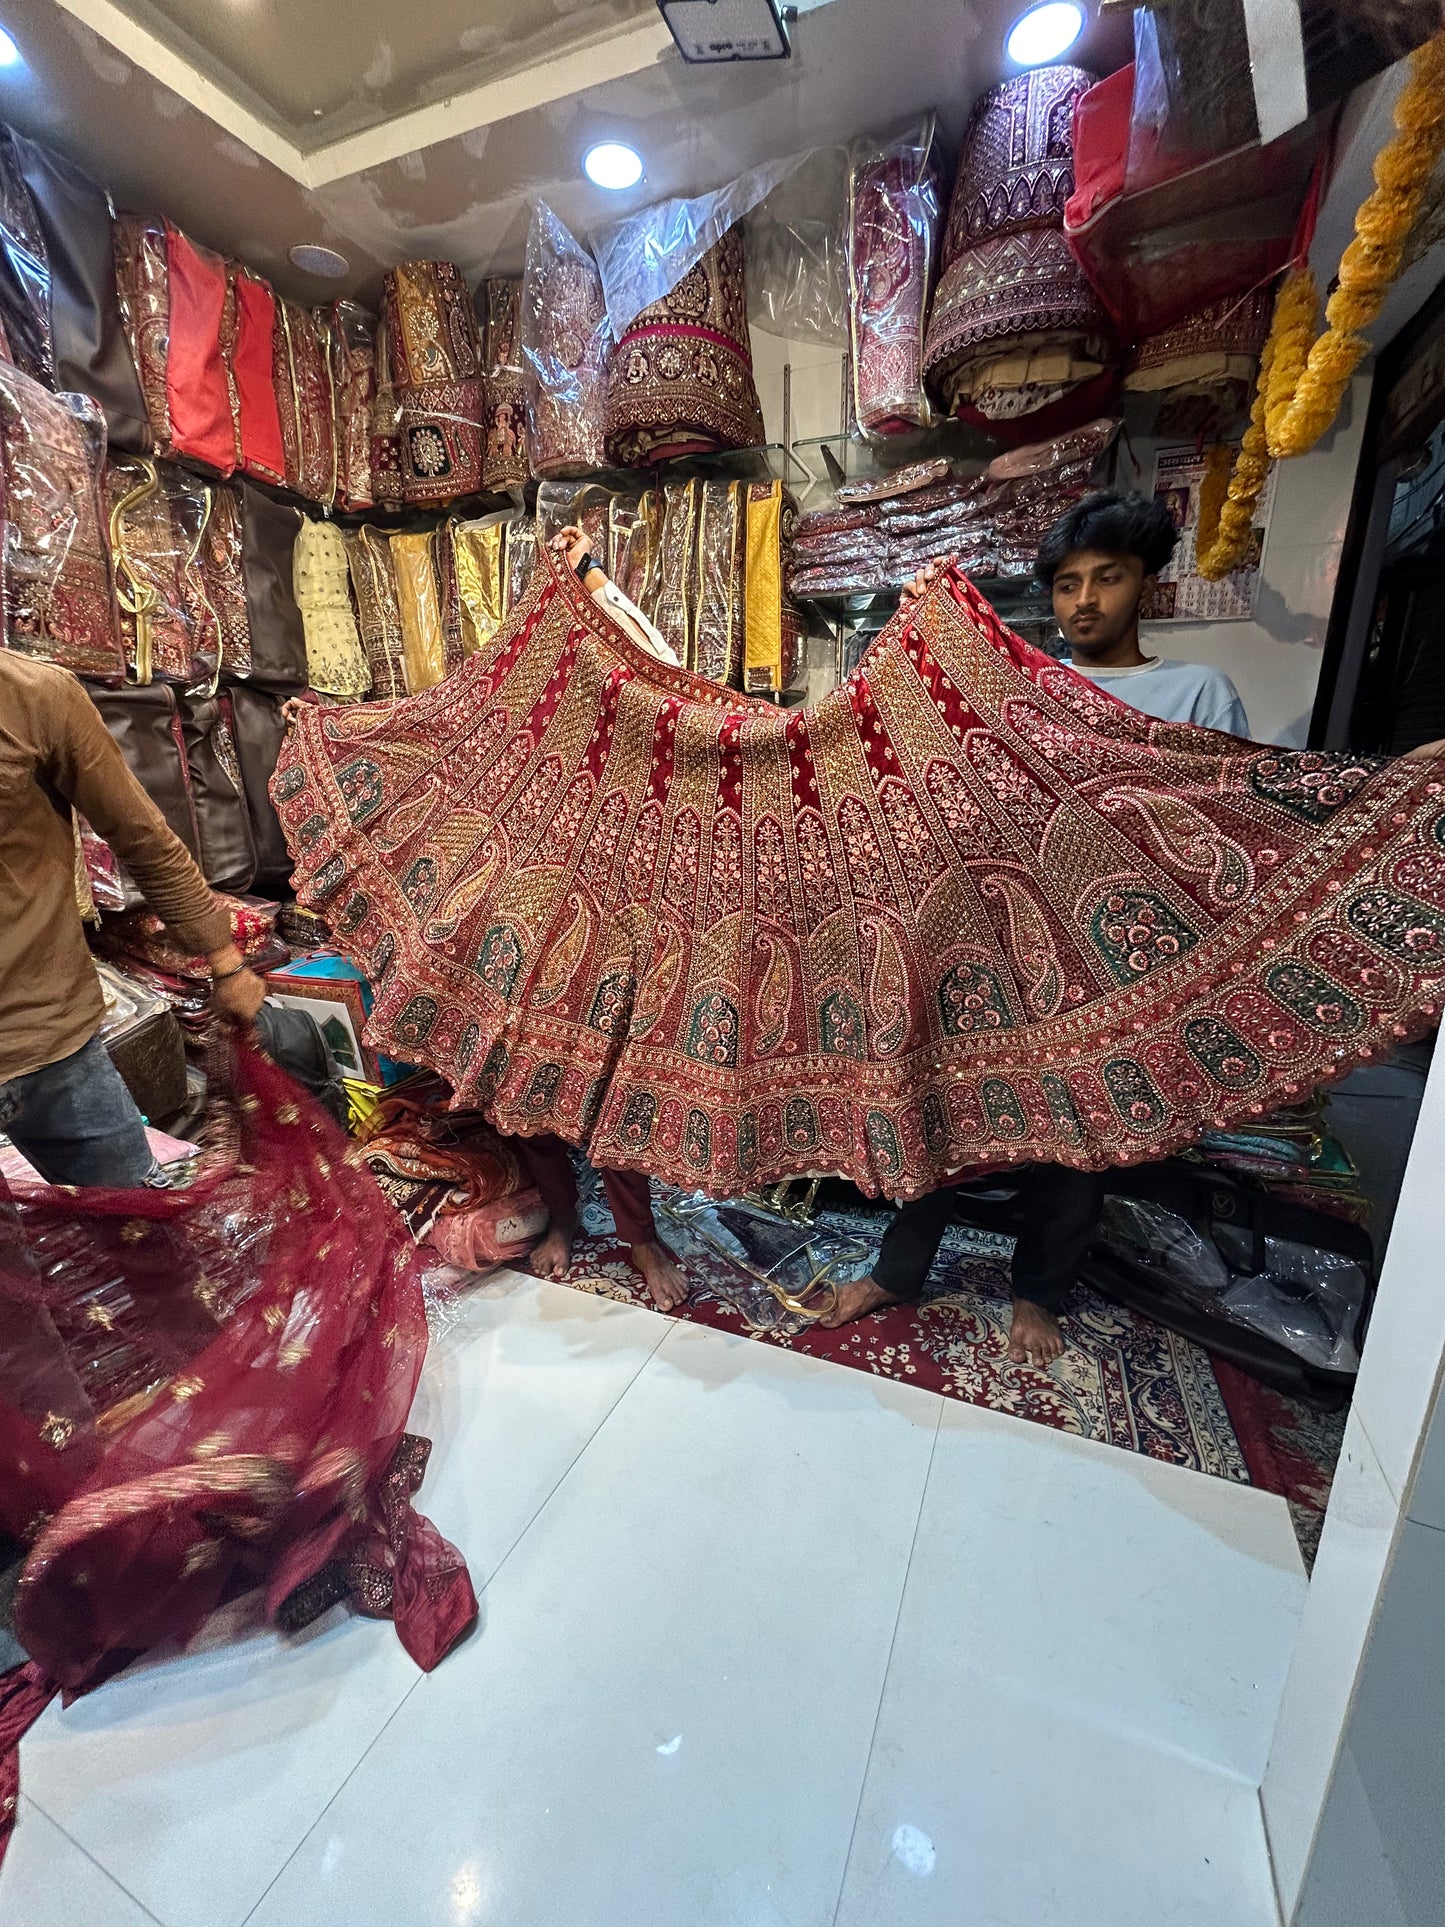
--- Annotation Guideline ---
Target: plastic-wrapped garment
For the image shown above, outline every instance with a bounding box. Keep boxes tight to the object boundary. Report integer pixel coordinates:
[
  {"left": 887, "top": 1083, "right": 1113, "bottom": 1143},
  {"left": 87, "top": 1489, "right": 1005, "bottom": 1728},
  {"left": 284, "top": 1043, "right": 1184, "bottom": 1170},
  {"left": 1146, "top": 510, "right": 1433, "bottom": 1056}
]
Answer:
[
  {"left": 85, "top": 681, "right": 203, "bottom": 864},
  {"left": 743, "top": 480, "right": 802, "bottom": 694},
  {"left": 604, "top": 227, "right": 765, "bottom": 466},
  {"left": 1099, "top": 1194, "right": 1366, "bottom": 1374},
  {"left": 8, "top": 130, "right": 151, "bottom": 454},
  {"left": 608, "top": 495, "right": 640, "bottom": 581},
  {"left": 390, "top": 530, "right": 454, "bottom": 694},
  {"left": 521, "top": 204, "right": 609, "bottom": 479},
  {"left": 693, "top": 480, "right": 747, "bottom": 687},
  {"left": 449, "top": 513, "right": 513, "bottom": 658},
  {"left": 369, "top": 311, "right": 405, "bottom": 509},
  {"left": 294, "top": 517, "right": 369, "bottom": 699},
  {"left": 221, "top": 684, "right": 291, "bottom": 886},
  {"left": 0, "top": 130, "right": 51, "bottom": 385},
  {"left": 476, "top": 275, "right": 529, "bottom": 494},
  {"left": 329, "top": 298, "right": 376, "bottom": 511},
  {"left": 377, "top": 260, "right": 484, "bottom": 505},
  {"left": 163, "top": 223, "right": 234, "bottom": 473},
  {"left": 1126, "top": 1, "right": 1437, "bottom": 196},
  {"left": 505, "top": 517, "right": 537, "bottom": 612},
  {"left": 345, "top": 524, "right": 408, "bottom": 700},
  {"left": 0, "top": 363, "right": 124, "bottom": 681},
  {"left": 178, "top": 690, "right": 257, "bottom": 892},
  {"left": 651, "top": 480, "right": 700, "bottom": 666},
  {"left": 112, "top": 211, "right": 171, "bottom": 453},
  {"left": 222, "top": 265, "right": 286, "bottom": 487},
  {"left": 744, "top": 145, "right": 850, "bottom": 349},
  {"left": 0, "top": 1035, "right": 477, "bottom": 1842},
  {"left": 236, "top": 483, "right": 306, "bottom": 692},
  {"left": 199, "top": 480, "right": 250, "bottom": 678},
  {"left": 848, "top": 120, "right": 942, "bottom": 435},
  {"left": 617, "top": 487, "right": 660, "bottom": 606},
  {"left": 274, "top": 297, "right": 337, "bottom": 506},
  {"left": 276, "top": 548, "right": 1445, "bottom": 1201},
  {"left": 103, "top": 456, "right": 219, "bottom": 687},
  {"left": 836, "top": 458, "right": 951, "bottom": 505}
]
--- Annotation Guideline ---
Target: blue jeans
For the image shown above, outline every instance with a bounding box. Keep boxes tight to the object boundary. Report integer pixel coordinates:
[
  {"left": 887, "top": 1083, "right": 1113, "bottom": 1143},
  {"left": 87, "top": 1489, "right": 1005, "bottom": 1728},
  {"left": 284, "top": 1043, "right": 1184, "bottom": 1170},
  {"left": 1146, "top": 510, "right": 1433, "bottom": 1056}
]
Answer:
[{"left": 0, "top": 1034, "right": 162, "bottom": 1188}]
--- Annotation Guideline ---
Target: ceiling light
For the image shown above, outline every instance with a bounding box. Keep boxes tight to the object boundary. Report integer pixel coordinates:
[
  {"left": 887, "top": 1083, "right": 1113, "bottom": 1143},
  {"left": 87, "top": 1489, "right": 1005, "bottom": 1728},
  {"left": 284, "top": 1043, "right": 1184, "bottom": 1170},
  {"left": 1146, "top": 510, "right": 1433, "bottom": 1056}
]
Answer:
[
  {"left": 1006, "top": 2, "right": 1084, "bottom": 68},
  {"left": 0, "top": 27, "right": 22, "bottom": 68},
  {"left": 288, "top": 243, "right": 350, "bottom": 278},
  {"left": 584, "top": 142, "right": 643, "bottom": 191}
]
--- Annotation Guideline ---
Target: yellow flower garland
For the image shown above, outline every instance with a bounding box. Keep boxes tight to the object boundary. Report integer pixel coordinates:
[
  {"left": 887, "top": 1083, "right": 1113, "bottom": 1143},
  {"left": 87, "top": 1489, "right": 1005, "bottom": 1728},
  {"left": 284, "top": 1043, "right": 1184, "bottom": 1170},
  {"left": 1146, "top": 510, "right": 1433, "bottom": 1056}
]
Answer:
[
  {"left": 1268, "top": 29, "right": 1445, "bottom": 459},
  {"left": 1196, "top": 28, "right": 1445, "bottom": 578}
]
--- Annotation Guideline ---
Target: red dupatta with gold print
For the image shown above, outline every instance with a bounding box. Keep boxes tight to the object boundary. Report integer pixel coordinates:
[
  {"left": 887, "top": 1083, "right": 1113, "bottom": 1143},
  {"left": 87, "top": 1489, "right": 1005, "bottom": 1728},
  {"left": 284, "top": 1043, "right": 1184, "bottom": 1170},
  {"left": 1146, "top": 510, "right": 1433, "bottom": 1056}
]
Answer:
[
  {"left": 0, "top": 1036, "right": 475, "bottom": 1868},
  {"left": 275, "top": 551, "right": 1445, "bottom": 1201}
]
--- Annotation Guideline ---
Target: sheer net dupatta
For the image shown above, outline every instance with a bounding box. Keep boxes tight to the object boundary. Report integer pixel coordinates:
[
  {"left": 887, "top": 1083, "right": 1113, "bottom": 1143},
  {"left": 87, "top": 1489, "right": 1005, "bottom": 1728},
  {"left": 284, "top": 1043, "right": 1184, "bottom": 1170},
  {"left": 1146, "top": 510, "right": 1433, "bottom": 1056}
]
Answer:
[{"left": 0, "top": 1035, "right": 475, "bottom": 1865}]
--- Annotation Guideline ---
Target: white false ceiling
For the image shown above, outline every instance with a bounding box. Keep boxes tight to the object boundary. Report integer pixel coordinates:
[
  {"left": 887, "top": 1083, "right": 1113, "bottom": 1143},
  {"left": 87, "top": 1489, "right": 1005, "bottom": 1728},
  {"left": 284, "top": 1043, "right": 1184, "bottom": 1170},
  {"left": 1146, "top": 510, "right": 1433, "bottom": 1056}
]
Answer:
[{"left": 0, "top": 0, "right": 1130, "bottom": 300}]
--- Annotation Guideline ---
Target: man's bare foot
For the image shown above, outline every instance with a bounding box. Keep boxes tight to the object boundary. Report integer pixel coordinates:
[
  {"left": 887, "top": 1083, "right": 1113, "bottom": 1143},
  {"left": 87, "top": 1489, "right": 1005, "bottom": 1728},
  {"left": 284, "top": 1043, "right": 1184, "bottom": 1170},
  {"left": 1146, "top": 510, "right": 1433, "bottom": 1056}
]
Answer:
[
  {"left": 529, "top": 1218, "right": 577, "bottom": 1281},
  {"left": 630, "top": 1239, "right": 689, "bottom": 1311},
  {"left": 818, "top": 1274, "right": 899, "bottom": 1328},
  {"left": 1008, "top": 1298, "right": 1065, "bottom": 1369}
]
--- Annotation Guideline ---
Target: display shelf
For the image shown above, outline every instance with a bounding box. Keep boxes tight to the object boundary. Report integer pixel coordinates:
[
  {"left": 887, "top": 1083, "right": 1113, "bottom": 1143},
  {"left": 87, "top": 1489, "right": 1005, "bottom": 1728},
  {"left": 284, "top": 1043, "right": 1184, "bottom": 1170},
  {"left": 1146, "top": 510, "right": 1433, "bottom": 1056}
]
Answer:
[
  {"left": 531, "top": 442, "right": 805, "bottom": 505},
  {"left": 797, "top": 573, "right": 1053, "bottom": 617}
]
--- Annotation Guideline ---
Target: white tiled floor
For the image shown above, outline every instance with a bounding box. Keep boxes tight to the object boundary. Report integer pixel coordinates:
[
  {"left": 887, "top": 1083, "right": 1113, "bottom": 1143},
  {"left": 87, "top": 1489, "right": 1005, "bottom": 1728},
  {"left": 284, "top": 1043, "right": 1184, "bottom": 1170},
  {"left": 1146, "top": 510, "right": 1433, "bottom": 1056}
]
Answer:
[{"left": 5, "top": 1272, "right": 1306, "bottom": 1927}]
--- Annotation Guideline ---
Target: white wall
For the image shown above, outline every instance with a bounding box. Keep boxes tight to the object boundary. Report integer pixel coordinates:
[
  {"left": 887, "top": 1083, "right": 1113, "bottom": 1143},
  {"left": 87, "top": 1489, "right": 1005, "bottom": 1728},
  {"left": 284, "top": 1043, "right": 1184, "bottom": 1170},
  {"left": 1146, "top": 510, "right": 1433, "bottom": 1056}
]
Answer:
[{"left": 1263, "top": 1045, "right": 1445, "bottom": 1920}]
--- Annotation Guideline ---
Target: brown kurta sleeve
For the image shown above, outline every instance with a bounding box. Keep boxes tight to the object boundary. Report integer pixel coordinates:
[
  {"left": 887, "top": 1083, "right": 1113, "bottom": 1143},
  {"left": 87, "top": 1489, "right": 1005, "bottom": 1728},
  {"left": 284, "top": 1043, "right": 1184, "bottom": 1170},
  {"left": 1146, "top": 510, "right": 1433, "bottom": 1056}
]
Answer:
[{"left": 42, "top": 676, "right": 232, "bottom": 956}]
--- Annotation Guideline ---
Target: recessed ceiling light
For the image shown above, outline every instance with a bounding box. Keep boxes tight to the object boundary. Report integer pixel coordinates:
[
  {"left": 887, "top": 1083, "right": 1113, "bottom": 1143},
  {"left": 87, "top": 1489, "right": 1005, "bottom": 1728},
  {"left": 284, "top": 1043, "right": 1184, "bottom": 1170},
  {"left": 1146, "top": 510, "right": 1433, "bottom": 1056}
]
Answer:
[
  {"left": 289, "top": 243, "right": 349, "bottom": 278},
  {"left": 1005, "top": 2, "right": 1084, "bottom": 68},
  {"left": 0, "top": 27, "right": 22, "bottom": 68},
  {"left": 584, "top": 142, "right": 643, "bottom": 192}
]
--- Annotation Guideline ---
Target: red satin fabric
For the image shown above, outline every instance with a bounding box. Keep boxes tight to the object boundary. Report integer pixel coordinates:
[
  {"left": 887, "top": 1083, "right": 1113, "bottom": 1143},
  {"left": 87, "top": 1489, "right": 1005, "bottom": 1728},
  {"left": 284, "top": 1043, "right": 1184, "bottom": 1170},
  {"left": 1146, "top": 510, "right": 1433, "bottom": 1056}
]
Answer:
[
  {"left": 231, "top": 270, "right": 286, "bottom": 485},
  {"left": 0, "top": 1035, "right": 475, "bottom": 1868},
  {"left": 163, "top": 224, "right": 234, "bottom": 472}
]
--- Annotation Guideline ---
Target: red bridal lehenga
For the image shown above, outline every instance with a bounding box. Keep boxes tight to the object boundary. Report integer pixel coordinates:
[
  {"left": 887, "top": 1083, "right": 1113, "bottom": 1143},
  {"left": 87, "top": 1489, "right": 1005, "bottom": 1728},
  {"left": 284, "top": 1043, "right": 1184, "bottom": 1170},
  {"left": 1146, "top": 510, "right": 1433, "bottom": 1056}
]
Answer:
[
  {"left": 0, "top": 1037, "right": 476, "bottom": 1866},
  {"left": 276, "top": 548, "right": 1445, "bottom": 1200}
]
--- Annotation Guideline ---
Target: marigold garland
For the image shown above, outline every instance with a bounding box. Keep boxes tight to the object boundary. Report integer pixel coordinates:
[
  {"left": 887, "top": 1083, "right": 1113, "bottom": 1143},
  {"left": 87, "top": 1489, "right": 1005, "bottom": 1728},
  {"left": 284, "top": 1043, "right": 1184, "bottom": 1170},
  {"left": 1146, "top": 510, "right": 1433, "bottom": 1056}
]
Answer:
[
  {"left": 1268, "top": 29, "right": 1445, "bottom": 459},
  {"left": 1195, "top": 325, "right": 1279, "bottom": 581},
  {"left": 1197, "top": 28, "right": 1445, "bottom": 578}
]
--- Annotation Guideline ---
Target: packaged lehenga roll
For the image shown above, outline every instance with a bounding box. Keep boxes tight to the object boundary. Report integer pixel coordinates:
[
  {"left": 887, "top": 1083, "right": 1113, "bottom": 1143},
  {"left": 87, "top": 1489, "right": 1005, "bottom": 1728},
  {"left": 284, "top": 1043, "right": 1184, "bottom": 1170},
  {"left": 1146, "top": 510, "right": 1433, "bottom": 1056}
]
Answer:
[
  {"left": 380, "top": 260, "right": 485, "bottom": 505},
  {"left": 652, "top": 479, "right": 701, "bottom": 665},
  {"left": 847, "top": 119, "right": 942, "bottom": 436},
  {"left": 275, "top": 546, "right": 1445, "bottom": 1204},
  {"left": 0, "top": 361, "right": 124, "bottom": 681},
  {"left": 0, "top": 130, "right": 53, "bottom": 384},
  {"left": 369, "top": 312, "right": 406, "bottom": 509},
  {"left": 329, "top": 297, "right": 377, "bottom": 510},
  {"left": 295, "top": 516, "right": 369, "bottom": 699},
  {"left": 743, "top": 479, "right": 804, "bottom": 693},
  {"left": 521, "top": 203, "right": 609, "bottom": 478},
  {"left": 477, "top": 275, "right": 530, "bottom": 494},
  {"left": 346, "top": 524, "right": 408, "bottom": 700},
  {"left": 604, "top": 226, "right": 765, "bottom": 466},
  {"left": 924, "top": 65, "right": 1114, "bottom": 440},
  {"left": 222, "top": 264, "right": 287, "bottom": 487},
  {"left": 274, "top": 296, "right": 337, "bottom": 505}
]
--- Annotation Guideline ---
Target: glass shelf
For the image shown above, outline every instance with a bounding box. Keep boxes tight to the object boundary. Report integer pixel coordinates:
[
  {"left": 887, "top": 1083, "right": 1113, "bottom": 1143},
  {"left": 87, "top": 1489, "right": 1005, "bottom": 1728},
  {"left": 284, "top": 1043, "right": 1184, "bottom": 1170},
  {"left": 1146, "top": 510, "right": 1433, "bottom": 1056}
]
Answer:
[{"left": 789, "top": 419, "right": 1000, "bottom": 493}]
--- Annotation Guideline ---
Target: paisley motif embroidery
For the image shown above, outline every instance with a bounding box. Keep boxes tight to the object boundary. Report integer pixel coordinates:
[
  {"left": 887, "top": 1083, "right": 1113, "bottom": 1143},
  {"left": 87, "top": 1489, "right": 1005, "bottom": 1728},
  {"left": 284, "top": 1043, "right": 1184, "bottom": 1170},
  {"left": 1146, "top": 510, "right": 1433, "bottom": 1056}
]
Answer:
[
  {"left": 1089, "top": 889, "right": 1197, "bottom": 984},
  {"left": 937, "top": 961, "right": 1013, "bottom": 1035}
]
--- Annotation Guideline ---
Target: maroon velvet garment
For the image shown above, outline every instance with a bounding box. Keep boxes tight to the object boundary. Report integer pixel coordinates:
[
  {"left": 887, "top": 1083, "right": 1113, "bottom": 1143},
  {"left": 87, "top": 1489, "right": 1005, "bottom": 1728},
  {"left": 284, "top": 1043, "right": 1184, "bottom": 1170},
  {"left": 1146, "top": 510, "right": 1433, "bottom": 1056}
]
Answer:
[{"left": 0, "top": 1035, "right": 476, "bottom": 1869}]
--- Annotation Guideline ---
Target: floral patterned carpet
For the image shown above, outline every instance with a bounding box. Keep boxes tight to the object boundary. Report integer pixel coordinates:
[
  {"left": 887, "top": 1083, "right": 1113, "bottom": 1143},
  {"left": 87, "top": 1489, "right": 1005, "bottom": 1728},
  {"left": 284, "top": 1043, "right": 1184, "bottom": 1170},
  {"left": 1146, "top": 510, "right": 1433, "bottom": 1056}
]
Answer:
[{"left": 556, "top": 1180, "right": 1345, "bottom": 1565}]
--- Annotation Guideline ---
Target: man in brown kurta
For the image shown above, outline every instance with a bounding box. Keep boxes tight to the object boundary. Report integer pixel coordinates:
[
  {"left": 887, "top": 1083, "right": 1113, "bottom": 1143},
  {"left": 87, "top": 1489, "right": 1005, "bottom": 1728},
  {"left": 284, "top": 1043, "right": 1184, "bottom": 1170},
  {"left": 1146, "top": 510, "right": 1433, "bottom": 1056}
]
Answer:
[{"left": 0, "top": 653, "right": 266, "bottom": 1185}]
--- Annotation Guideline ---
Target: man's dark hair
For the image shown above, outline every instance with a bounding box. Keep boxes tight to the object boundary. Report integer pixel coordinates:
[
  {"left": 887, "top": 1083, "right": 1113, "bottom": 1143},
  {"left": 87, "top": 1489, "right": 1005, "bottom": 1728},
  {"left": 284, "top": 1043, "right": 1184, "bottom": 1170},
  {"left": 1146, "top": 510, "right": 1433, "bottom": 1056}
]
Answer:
[{"left": 1033, "top": 489, "right": 1181, "bottom": 586}]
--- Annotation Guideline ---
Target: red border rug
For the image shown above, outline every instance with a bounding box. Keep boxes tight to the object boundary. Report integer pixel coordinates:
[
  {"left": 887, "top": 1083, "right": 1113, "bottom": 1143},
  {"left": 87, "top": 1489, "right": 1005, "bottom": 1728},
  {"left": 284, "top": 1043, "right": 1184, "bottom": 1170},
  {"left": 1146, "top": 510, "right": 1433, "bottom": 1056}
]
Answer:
[{"left": 555, "top": 1190, "right": 1343, "bottom": 1564}]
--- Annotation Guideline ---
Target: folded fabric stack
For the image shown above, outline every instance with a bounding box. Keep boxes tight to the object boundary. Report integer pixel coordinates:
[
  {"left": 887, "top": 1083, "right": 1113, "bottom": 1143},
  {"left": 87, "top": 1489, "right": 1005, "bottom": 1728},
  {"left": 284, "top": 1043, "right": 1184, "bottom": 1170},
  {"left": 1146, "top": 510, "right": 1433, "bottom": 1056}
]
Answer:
[
  {"left": 922, "top": 65, "right": 1115, "bottom": 446},
  {"left": 789, "top": 418, "right": 1118, "bottom": 596},
  {"left": 346, "top": 1079, "right": 547, "bottom": 1266},
  {"left": 95, "top": 894, "right": 288, "bottom": 1037},
  {"left": 1189, "top": 1104, "right": 1370, "bottom": 1228}
]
